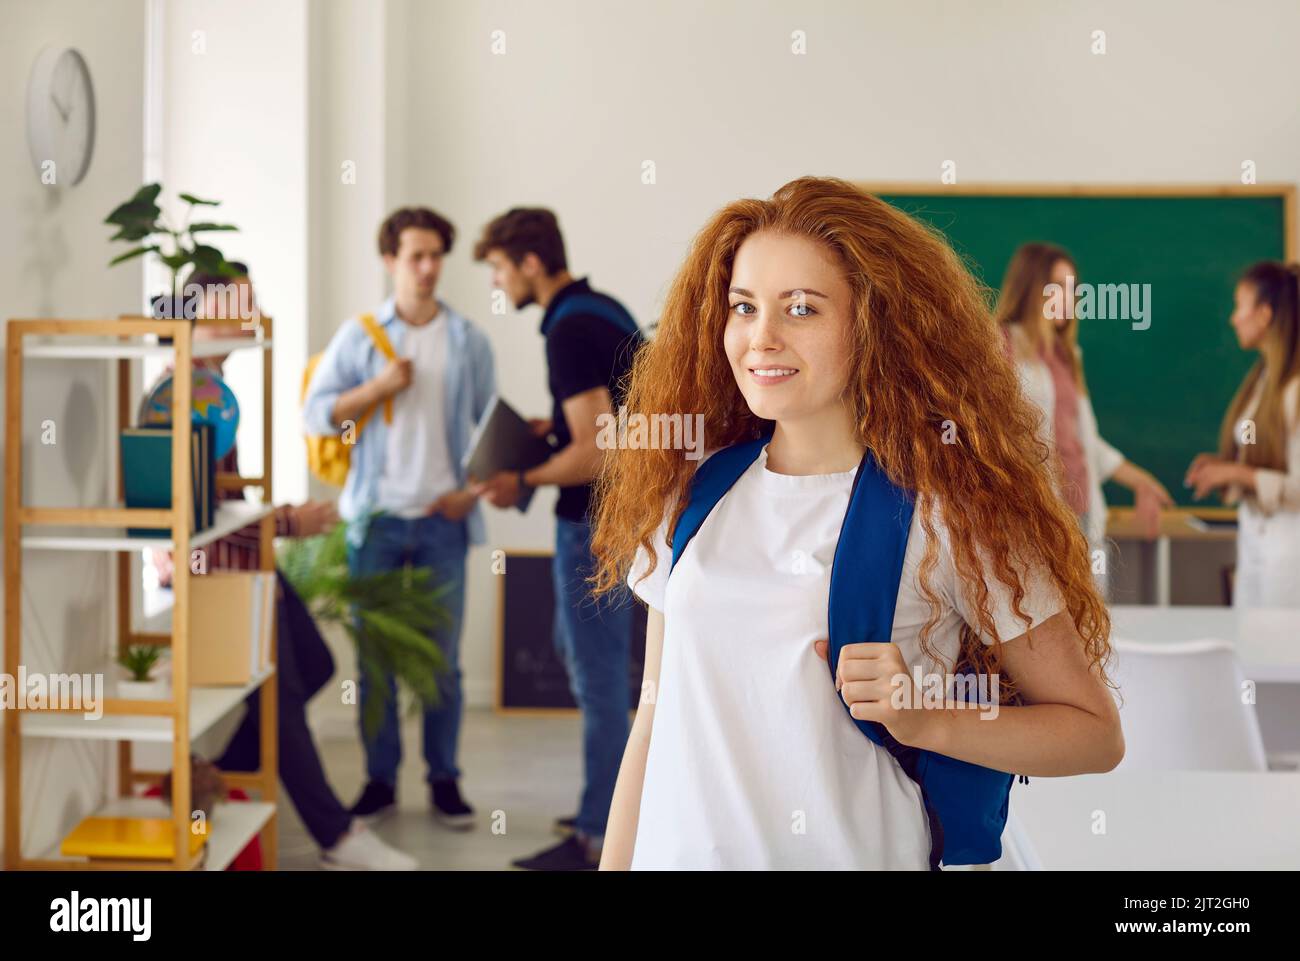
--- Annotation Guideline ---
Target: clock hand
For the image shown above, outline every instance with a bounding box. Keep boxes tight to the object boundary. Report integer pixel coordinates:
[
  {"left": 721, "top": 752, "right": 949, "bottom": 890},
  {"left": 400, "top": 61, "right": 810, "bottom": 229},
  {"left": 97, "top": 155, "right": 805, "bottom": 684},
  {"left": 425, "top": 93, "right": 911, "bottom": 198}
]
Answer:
[{"left": 50, "top": 93, "right": 69, "bottom": 123}]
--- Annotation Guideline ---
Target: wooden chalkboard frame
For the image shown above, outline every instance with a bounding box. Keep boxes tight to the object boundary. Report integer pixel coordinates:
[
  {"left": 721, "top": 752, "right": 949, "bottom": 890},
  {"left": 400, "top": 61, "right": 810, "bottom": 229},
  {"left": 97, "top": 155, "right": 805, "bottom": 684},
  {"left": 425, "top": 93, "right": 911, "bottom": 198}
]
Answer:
[{"left": 856, "top": 181, "right": 1296, "bottom": 529}]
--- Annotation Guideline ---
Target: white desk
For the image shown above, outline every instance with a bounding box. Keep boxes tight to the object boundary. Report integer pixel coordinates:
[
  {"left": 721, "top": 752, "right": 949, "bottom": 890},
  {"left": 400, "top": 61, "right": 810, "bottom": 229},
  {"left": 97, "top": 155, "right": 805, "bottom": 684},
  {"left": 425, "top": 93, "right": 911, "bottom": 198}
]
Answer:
[
  {"left": 1110, "top": 605, "right": 1300, "bottom": 683},
  {"left": 1106, "top": 510, "right": 1236, "bottom": 607},
  {"left": 1010, "top": 771, "right": 1300, "bottom": 869}
]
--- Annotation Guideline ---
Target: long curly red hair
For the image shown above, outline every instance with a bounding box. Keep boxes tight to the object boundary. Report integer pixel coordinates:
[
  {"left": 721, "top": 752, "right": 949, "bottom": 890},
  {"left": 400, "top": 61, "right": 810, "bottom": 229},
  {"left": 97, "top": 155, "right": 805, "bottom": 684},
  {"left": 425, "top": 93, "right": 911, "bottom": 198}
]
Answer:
[{"left": 590, "top": 177, "right": 1111, "bottom": 687}]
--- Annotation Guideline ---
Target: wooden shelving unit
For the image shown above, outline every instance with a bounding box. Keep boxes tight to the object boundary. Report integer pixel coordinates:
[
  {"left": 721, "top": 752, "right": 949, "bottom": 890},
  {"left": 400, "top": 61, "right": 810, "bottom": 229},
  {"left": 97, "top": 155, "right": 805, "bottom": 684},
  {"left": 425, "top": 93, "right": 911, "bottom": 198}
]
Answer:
[{"left": 4, "top": 315, "right": 279, "bottom": 870}]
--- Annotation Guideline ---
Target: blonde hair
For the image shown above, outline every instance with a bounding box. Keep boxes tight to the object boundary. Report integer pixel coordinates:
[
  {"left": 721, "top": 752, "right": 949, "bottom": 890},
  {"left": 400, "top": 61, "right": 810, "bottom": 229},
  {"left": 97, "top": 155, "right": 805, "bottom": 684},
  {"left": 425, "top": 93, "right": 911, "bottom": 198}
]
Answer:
[{"left": 993, "top": 242, "right": 1087, "bottom": 391}]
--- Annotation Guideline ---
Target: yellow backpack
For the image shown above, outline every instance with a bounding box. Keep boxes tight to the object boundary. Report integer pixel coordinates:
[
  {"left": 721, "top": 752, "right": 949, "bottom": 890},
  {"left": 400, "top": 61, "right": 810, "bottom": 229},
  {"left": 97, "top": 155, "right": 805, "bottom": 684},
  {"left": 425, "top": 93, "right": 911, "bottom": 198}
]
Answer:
[{"left": 302, "top": 313, "right": 396, "bottom": 486}]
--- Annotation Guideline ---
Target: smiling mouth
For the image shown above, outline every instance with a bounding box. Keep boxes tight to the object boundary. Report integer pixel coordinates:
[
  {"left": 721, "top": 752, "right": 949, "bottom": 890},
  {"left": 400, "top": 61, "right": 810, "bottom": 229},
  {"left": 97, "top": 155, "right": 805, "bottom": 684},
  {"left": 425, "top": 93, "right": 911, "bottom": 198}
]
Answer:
[{"left": 749, "top": 367, "right": 799, "bottom": 383}]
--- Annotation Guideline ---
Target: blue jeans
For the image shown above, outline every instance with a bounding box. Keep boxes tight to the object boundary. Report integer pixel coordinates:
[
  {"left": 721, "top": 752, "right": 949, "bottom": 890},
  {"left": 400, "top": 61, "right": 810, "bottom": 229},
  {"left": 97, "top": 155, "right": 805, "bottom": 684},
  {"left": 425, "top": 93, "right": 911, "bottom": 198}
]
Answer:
[
  {"left": 552, "top": 516, "right": 634, "bottom": 839},
  {"left": 347, "top": 513, "right": 467, "bottom": 787}
]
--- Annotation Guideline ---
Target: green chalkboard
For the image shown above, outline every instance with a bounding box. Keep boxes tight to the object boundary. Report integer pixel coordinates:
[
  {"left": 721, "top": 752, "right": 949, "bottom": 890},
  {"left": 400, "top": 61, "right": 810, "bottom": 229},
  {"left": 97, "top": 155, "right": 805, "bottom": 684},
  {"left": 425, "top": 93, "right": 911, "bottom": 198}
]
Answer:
[{"left": 875, "top": 189, "right": 1291, "bottom": 507}]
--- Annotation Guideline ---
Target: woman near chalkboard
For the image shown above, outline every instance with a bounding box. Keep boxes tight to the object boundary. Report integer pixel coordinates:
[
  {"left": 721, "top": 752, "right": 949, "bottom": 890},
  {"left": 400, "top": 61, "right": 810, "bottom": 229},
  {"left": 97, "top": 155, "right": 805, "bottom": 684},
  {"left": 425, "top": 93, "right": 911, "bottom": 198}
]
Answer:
[
  {"left": 1186, "top": 260, "right": 1300, "bottom": 607},
  {"left": 994, "top": 243, "right": 1173, "bottom": 583},
  {"left": 586, "top": 178, "right": 1124, "bottom": 870}
]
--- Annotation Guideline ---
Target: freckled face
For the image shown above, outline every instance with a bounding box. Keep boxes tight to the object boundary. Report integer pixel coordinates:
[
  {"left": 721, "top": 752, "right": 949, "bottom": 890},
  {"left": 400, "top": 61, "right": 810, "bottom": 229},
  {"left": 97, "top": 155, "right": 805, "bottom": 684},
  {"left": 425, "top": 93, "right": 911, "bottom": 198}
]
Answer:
[{"left": 723, "top": 231, "right": 855, "bottom": 424}]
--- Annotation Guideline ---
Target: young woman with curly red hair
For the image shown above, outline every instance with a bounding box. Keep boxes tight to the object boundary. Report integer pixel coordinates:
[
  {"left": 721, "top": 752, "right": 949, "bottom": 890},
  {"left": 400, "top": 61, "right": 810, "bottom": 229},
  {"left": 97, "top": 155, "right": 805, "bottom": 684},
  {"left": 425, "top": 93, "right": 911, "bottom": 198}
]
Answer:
[{"left": 589, "top": 177, "right": 1124, "bottom": 870}]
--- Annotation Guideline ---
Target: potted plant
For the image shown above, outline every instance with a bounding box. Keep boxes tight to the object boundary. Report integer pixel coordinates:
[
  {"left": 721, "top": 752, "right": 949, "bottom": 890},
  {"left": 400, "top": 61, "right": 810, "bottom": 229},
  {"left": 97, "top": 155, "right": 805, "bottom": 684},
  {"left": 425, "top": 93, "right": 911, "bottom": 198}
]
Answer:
[
  {"left": 278, "top": 520, "right": 452, "bottom": 740},
  {"left": 104, "top": 183, "right": 240, "bottom": 321},
  {"left": 116, "top": 644, "right": 170, "bottom": 700}
]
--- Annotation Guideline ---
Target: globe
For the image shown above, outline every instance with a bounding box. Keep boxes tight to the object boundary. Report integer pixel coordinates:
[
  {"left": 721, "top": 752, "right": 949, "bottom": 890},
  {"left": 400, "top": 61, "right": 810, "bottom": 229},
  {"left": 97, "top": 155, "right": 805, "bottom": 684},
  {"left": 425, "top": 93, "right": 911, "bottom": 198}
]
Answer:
[{"left": 138, "top": 368, "right": 240, "bottom": 459}]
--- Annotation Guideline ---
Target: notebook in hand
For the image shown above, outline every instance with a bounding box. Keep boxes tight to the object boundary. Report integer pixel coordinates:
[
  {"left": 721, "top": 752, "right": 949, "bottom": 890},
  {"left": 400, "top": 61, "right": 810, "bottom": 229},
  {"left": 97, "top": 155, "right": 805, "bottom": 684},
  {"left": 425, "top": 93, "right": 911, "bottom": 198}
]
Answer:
[{"left": 462, "top": 395, "right": 554, "bottom": 481}]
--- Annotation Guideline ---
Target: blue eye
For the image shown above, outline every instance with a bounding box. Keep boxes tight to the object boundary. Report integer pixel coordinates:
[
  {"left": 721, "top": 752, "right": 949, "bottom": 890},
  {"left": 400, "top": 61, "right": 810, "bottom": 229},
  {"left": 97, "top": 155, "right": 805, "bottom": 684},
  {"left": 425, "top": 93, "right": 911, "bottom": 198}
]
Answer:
[
  {"left": 789, "top": 302, "right": 816, "bottom": 317},
  {"left": 731, "top": 302, "right": 756, "bottom": 316}
]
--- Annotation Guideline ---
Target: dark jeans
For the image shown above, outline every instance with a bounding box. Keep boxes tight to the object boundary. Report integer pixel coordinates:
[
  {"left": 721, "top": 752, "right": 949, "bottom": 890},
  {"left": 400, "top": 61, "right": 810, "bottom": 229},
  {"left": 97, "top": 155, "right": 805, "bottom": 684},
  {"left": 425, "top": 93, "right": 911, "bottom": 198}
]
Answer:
[
  {"left": 552, "top": 516, "right": 633, "bottom": 838},
  {"left": 345, "top": 513, "right": 468, "bottom": 787},
  {"left": 216, "top": 571, "right": 351, "bottom": 850}
]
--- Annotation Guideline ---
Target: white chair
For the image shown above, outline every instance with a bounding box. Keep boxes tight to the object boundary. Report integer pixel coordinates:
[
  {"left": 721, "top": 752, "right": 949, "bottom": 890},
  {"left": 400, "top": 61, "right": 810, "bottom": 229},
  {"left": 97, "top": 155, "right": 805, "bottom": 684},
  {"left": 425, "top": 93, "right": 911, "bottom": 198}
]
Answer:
[
  {"left": 1108, "top": 637, "right": 1268, "bottom": 772},
  {"left": 975, "top": 637, "right": 1268, "bottom": 871}
]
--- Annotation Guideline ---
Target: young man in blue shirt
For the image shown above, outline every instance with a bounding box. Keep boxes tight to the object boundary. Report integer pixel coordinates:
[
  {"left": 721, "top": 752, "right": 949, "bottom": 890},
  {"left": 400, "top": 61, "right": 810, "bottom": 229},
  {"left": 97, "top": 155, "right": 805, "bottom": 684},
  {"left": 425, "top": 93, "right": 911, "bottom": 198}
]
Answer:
[
  {"left": 304, "top": 207, "right": 496, "bottom": 829},
  {"left": 473, "top": 208, "right": 644, "bottom": 870}
]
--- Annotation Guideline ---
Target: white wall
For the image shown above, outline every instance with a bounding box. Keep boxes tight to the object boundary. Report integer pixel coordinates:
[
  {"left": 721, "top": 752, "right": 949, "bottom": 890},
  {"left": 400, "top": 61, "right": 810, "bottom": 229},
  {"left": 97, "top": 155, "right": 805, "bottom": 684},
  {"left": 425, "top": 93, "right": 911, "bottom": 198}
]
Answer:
[
  {"left": 306, "top": 0, "right": 388, "bottom": 362},
  {"left": 0, "top": 0, "right": 148, "bottom": 864},
  {"left": 301, "top": 0, "right": 407, "bottom": 735},
  {"left": 157, "top": 0, "right": 309, "bottom": 505},
  {"left": 354, "top": 0, "right": 1300, "bottom": 707}
]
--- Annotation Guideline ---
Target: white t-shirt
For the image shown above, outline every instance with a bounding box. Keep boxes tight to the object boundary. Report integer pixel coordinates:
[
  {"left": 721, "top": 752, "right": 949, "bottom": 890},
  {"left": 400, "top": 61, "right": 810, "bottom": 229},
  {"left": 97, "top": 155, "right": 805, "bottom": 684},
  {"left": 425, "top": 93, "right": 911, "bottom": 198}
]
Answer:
[
  {"left": 374, "top": 313, "right": 458, "bottom": 517},
  {"left": 626, "top": 443, "right": 1062, "bottom": 870}
]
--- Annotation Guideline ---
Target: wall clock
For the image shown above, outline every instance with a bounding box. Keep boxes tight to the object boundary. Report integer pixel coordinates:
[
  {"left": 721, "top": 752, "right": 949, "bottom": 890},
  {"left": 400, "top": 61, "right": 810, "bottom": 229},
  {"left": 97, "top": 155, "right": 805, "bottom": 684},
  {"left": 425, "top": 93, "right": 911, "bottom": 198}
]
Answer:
[{"left": 27, "top": 46, "right": 96, "bottom": 187}]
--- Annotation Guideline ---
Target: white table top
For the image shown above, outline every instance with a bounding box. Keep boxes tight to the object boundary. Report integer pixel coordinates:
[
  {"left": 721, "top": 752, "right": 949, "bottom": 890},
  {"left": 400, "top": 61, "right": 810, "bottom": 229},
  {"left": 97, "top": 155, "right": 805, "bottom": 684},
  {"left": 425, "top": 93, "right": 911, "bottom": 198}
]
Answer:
[
  {"left": 1109, "top": 605, "right": 1300, "bottom": 682},
  {"left": 1011, "top": 771, "right": 1300, "bottom": 870}
]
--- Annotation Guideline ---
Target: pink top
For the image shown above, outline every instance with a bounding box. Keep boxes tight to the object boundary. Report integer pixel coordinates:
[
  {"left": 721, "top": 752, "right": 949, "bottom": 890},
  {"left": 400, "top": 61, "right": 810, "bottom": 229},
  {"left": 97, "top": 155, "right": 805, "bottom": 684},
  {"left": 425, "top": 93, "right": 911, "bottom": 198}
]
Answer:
[{"left": 1043, "top": 343, "right": 1089, "bottom": 516}]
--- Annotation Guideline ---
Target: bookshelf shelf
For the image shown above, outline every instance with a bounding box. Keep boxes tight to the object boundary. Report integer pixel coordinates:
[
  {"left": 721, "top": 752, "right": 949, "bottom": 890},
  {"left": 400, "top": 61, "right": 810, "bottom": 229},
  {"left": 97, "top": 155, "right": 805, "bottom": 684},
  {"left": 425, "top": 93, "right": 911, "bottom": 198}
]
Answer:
[
  {"left": 20, "top": 666, "right": 275, "bottom": 743},
  {"left": 21, "top": 502, "right": 273, "bottom": 552},
  {"left": 32, "top": 797, "right": 275, "bottom": 871},
  {"left": 4, "top": 315, "right": 280, "bottom": 872},
  {"left": 23, "top": 336, "right": 273, "bottom": 360}
]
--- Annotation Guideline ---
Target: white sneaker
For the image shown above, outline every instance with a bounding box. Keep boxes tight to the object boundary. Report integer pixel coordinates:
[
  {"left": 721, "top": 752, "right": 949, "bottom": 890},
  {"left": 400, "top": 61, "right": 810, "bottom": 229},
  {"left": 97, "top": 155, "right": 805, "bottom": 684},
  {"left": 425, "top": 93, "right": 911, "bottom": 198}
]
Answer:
[{"left": 321, "top": 820, "right": 418, "bottom": 871}]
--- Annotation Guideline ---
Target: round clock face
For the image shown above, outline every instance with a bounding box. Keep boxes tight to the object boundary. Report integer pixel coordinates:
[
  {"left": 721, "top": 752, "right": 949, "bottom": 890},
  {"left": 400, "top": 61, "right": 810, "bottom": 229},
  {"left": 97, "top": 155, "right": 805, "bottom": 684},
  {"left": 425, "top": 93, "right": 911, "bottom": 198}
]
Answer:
[{"left": 27, "top": 46, "right": 96, "bottom": 187}]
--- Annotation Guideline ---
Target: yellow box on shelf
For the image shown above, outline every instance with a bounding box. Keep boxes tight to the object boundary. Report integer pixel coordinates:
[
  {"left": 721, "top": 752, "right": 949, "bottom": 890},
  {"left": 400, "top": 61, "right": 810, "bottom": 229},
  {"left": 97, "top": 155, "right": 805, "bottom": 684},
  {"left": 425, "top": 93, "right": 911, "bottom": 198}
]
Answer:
[{"left": 60, "top": 816, "right": 209, "bottom": 861}]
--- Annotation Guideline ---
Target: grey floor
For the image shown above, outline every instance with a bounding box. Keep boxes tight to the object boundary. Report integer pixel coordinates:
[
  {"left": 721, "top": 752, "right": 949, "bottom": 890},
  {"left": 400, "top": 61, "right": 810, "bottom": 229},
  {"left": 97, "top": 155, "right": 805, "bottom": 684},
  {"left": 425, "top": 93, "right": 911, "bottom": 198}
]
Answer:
[{"left": 275, "top": 708, "right": 586, "bottom": 870}]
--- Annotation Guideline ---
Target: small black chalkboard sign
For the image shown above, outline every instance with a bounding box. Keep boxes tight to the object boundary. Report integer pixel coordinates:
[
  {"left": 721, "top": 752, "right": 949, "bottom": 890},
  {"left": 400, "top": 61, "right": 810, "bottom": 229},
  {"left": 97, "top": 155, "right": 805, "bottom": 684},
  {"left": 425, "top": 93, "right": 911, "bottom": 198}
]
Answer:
[{"left": 498, "top": 552, "right": 647, "bottom": 711}]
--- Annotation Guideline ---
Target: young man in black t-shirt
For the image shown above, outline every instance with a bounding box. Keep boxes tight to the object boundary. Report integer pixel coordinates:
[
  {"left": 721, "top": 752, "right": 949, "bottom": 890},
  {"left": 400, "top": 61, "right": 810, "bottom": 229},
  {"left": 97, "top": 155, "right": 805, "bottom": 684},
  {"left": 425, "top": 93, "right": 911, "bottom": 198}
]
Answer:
[{"left": 473, "top": 208, "right": 644, "bottom": 870}]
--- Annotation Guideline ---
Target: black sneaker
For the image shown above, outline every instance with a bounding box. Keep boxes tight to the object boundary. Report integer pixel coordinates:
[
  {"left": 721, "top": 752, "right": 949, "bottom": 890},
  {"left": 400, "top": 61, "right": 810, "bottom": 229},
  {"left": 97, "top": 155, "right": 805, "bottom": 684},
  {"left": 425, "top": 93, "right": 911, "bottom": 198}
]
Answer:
[
  {"left": 349, "top": 780, "right": 396, "bottom": 822},
  {"left": 511, "top": 835, "right": 599, "bottom": 871},
  {"left": 430, "top": 779, "right": 475, "bottom": 830},
  {"left": 553, "top": 814, "right": 578, "bottom": 838}
]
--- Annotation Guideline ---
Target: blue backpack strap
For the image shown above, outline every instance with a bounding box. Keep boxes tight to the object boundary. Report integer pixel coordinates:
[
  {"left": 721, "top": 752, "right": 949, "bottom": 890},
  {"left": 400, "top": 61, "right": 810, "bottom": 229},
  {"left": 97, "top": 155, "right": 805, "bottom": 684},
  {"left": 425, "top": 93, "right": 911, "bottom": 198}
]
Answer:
[
  {"left": 831, "top": 451, "right": 1015, "bottom": 868},
  {"left": 544, "top": 292, "right": 642, "bottom": 340},
  {"left": 670, "top": 437, "right": 769, "bottom": 569},
  {"left": 826, "top": 452, "right": 947, "bottom": 868},
  {"left": 827, "top": 450, "right": 914, "bottom": 678}
]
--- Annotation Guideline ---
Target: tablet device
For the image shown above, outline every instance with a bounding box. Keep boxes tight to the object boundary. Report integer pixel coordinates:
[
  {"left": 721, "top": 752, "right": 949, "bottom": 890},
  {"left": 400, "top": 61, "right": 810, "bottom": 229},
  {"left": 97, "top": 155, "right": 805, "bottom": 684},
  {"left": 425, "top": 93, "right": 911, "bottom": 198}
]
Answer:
[{"left": 462, "top": 394, "right": 554, "bottom": 481}]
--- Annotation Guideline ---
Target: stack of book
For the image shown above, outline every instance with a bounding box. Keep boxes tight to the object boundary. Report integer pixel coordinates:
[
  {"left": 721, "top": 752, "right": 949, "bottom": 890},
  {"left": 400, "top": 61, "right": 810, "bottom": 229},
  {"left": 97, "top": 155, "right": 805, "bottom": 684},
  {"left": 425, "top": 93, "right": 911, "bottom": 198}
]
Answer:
[{"left": 119, "top": 423, "right": 216, "bottom": 537}]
